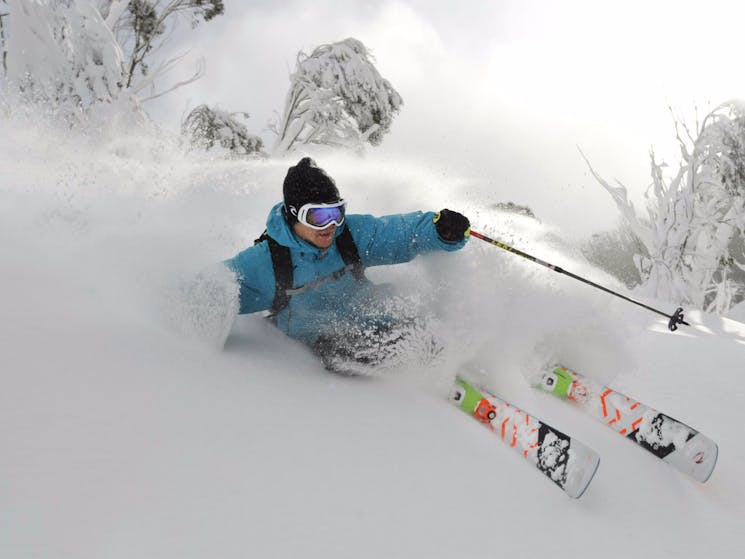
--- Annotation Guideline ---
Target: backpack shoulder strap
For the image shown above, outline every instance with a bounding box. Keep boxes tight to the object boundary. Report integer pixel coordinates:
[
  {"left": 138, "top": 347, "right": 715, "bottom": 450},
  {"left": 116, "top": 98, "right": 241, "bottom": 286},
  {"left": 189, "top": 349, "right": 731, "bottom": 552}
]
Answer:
[
  {"left": 335, "top": 225, "right": 365, "bottom": 281},
  {"left": 258, "top": 225, "right": 364, "bottom": 316},
  {"left": 254, "top": 229, "right": 269, "bottom": 245},
  {"left": 257, "top": 233, "right": 293, "bottom": 314}
]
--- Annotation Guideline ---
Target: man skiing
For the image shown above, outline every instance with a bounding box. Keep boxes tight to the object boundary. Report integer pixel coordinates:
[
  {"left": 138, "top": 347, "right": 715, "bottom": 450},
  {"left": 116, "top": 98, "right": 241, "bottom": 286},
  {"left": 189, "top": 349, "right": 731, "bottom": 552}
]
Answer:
[{"left": 224, "top": 157, "right": 470, "bottom": 373}]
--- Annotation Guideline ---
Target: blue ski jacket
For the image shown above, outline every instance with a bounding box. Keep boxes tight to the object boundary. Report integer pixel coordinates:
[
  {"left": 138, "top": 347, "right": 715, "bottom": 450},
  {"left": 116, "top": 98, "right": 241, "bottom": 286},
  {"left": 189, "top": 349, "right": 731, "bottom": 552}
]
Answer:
[{"left": 224, "top": 202, "right": 468, "bottom": 345}]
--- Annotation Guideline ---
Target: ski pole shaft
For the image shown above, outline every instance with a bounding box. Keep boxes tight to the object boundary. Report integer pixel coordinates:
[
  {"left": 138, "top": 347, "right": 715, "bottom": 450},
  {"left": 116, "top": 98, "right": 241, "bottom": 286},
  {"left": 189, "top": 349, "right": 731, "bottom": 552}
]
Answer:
[{"left": 469, "top": 230, "right": 690, "bottom": 331}]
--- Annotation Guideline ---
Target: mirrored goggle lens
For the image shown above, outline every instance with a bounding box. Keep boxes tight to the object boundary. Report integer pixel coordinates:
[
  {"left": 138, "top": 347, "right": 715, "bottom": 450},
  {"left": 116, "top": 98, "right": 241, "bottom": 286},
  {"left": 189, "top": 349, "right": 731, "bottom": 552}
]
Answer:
[{"left": 305, "top": 205, "right": 345, "bottom": 228}]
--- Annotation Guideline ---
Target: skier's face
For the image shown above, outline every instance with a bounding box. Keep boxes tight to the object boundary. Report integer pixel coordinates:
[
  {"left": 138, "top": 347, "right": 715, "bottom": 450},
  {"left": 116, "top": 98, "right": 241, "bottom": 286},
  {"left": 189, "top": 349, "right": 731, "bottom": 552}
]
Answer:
[{"left": 293, "top": 221, "right": 337, "bottom": 249}]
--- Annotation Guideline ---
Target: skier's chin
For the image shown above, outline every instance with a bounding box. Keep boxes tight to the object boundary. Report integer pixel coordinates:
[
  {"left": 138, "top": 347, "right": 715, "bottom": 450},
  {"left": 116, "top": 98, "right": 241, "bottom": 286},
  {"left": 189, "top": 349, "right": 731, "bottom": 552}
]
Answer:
[
  {"left": 314, "top": 235, "right": 334, "bottom": 249},
  {"left": 313, "top": 228, "right": 336, "bottom": 248}
]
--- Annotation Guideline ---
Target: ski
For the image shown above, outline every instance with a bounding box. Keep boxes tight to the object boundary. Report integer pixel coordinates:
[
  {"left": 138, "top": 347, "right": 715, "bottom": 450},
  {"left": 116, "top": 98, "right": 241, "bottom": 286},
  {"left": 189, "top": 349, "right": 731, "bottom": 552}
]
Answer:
[
  {"left": 452, "top": 377, "right": 600, "bottom": 499},
  {"left": 536, "top": 365, "right": 718, "bottom": 482}
]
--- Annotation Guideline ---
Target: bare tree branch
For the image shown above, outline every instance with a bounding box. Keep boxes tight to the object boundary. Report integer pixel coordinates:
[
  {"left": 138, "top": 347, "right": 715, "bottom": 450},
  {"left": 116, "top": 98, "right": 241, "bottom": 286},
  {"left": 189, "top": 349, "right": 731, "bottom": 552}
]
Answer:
[
  {"left": 0, "top": 8, "right": 8, "bottom": 77},
  {"left": 117, "top": 0, "right": 223, "bottom": 89},
  {"left": 139, "top": 55, "right": 204, "bottom": 102}
]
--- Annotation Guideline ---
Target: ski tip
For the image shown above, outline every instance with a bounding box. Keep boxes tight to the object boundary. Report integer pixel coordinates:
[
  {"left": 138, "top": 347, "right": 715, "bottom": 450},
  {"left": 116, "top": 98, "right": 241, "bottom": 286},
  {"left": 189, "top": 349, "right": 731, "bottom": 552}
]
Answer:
[
  {"left": 663, "top": 432, "right": 719, "bottom": 483},
  {"left": 565, "top": 450, "right": 601, "bottom": 499},
  {"left": 696, "top": 441, "right": 719, "bottom": 484}
]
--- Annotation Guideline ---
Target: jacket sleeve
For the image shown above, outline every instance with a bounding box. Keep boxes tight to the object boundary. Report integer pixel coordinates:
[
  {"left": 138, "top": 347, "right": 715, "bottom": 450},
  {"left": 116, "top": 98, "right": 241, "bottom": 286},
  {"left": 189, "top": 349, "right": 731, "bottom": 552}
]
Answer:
[
  {"left": 223, "top": 242, "right": 276, "bottom": 315},
  {"left": 347, "top": 211, "right": 468, "bottom": 267}
]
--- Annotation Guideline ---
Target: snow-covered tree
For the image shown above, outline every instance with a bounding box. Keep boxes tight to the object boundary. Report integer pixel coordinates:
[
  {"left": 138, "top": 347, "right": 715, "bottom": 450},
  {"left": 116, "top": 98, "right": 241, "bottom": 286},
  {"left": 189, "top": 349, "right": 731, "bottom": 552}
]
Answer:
[
  {"left": 273, "top": 38, "right": 403, "bottom": 155},
  {"left": 581, "top": 224, "right": 647, "bottom": 289},
  {"left": 0, "top": 0, "right": 223, "bottom": 121},
  {"left": 2, "top": 0, "right": 126, "bottom": 116},
  {"left": 586, "top": 101, "right": 745, "bottom": 314},
  {"left": 182, "top": 104, "right": 264, "bottom": 157}
]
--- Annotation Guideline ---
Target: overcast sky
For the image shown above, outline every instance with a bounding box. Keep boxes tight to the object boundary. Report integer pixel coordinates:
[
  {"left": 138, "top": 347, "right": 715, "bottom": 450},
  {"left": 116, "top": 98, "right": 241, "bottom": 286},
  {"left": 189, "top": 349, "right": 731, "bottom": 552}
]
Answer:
[{"left": 147, "top": 0, "right": 745, "bottom": 234}]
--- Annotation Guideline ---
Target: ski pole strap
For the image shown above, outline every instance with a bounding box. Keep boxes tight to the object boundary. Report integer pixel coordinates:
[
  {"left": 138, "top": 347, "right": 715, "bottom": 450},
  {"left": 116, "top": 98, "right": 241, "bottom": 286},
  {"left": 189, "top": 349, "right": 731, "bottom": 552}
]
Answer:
[{"left": 469, "top": 230, "right": 690, "bottom": 331}]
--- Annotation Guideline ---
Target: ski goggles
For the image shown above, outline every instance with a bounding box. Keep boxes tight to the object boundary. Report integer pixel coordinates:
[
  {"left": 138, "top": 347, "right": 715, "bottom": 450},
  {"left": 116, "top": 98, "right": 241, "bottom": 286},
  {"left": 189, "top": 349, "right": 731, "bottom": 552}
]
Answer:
[{"left": 291, "top": 200, "right": 346, "bottom": 230}]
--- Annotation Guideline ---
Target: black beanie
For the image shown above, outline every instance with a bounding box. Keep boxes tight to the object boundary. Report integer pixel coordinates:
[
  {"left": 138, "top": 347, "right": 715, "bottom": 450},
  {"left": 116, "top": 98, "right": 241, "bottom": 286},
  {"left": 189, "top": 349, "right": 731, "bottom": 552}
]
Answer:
[{"left": 283, "top": 157, "right": 341, "bottom": 223}]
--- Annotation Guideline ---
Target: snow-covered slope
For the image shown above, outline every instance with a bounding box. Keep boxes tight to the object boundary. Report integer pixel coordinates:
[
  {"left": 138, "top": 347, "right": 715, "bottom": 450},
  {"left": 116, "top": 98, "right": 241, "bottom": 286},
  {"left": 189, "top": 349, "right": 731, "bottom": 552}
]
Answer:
[{"left": 2, "top": 118, "right": 744, "bottom": 558}]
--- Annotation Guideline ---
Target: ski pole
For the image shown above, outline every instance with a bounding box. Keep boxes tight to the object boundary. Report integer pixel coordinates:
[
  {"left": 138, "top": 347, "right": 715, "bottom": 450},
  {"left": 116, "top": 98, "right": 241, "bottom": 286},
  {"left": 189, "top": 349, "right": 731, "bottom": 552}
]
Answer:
[{"left": 469, "top": 229, "right": 689, "bottom": 331}]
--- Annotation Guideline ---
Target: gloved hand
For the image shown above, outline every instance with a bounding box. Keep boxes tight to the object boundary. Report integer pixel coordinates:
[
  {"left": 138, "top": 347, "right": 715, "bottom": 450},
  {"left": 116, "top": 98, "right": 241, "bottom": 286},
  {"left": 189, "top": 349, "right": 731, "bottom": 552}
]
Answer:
[{"left": 434, "top": 209, "right": 470, "bottom": 243}]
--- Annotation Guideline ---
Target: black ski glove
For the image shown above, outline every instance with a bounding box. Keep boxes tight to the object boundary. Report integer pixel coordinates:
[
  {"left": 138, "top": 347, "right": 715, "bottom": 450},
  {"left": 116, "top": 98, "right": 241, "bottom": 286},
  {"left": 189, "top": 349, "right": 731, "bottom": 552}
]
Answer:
[{"left": 434, "top": 209, "right": 470, "bottom": 244}]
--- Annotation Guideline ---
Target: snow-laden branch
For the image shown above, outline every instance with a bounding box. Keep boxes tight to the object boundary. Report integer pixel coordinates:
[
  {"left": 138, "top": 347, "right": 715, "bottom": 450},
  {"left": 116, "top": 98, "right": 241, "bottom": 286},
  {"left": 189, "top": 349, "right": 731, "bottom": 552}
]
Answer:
[
  {"left": 1, "top": 0, "right": 224, "bottom": 124},
  {"left": 181, "top": 104, "right": 265, "bottom": 157},
  {"left": 587, "top": 101, "right": 745, "bottom": 314},
  {"left": 3, "top": 0, "right": 126, "bottom": 117}
]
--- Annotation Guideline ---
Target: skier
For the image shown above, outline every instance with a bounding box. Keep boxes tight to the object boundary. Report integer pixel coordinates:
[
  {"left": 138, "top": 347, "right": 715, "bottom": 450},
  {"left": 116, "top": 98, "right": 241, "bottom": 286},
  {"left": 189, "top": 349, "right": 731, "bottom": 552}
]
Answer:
[{"left": 224, "top": 157, "right": 470, "bottom": 373}]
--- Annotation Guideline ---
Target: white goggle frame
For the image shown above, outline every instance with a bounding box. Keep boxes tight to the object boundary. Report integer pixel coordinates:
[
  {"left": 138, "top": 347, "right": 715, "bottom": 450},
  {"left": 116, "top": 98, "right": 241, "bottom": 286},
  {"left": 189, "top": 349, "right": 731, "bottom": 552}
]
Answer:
[{"left": 290, "top": 200, "right": 346, "bottom": 230}]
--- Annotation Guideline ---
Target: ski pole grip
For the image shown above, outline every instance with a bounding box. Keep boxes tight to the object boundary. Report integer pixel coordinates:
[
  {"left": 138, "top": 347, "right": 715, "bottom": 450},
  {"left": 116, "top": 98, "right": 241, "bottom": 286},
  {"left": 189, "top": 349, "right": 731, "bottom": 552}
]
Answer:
[{"left": 668, "top": 307, "right": 688, "bottom": 331}]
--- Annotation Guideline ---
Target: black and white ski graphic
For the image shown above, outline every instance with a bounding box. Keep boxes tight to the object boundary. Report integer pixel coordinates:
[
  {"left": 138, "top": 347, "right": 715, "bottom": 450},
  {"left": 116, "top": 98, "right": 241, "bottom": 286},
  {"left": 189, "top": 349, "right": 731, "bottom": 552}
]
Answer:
[
  {"left": 452, "top": 377, "right": 600, "bottom": 498},
  {"left": 536, "top": 365, "right": 718, "bottom": 483}
]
